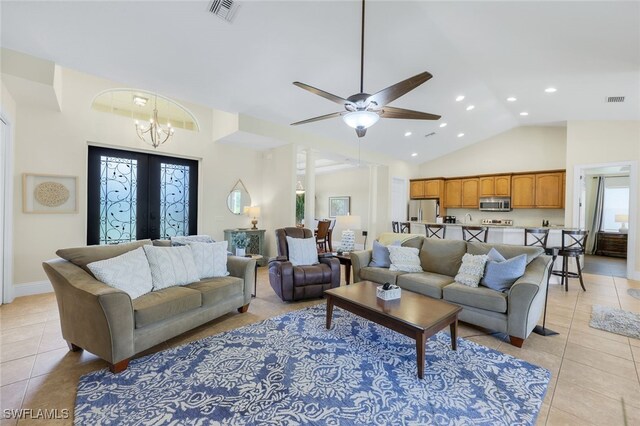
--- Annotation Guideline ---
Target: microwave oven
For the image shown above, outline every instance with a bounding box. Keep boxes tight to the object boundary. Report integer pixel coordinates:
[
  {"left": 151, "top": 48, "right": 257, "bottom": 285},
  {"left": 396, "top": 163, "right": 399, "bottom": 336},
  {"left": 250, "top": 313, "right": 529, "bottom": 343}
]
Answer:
[{"left": 478, "top": 197, "right": 512, "bottom": 212}]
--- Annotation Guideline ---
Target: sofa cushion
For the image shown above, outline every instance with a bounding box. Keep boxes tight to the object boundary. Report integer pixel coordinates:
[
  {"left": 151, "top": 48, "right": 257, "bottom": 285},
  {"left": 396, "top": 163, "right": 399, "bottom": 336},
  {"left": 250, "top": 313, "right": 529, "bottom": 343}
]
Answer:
[
  {"left": 377, "top": 233, "right": 424, "bottom": 250},
  {"left": 369, "top": 240, "right": 393, "bottom": 268},
  {"left": 396, "top": 272, "right": 455, "bottom": 299},
  {"left": 293, "top": 264, "right": 332, "bottom": 285},
  {"left": 443, "top": 282, "right": 508, "bottom": 313},
  {"left": 132, "top": 286, "right": 202, "bottom": 328},
  {"left": 143, "top": 245, "right": 201, "bottom": 290},
  {"left": 86, "top": 247, "right": 153, "bottom": 299},
  {"left": 359, "top": 267, "right": 406, "bottom": 285},
  {"left": 481, "top": 252, "right": 527, "bottom": 292},
  {"left": 388, "top": 246, "right": 423, "bottom": 273},
  {"left": 187, "top": 276, "right": 243, "bottom": 306},
  {"left": 454, "top": 253, "right": 489, "bottom": 288},
  {"left": 57, "top": 239, "right": 152, "bottom": 275},
  {"left": 466, "top": 242, "right": 544, "bottom": 265},
  {"left": 188, "top": 241, "right": 229, "bottom": 279},
  {"left": 171, "top": 235, "right": 214, "bottom": 246},
  {"left": 419, "top": 239, "right": 467, "bottom": 277}
]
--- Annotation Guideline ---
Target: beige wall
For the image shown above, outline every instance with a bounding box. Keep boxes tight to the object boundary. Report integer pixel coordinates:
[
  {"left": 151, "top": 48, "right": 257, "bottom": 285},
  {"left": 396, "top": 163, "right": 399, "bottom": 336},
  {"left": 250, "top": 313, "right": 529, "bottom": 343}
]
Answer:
[
  {"left": 10, "top": 67, "right": 265, "bottom": 286},
  {"left": 418, "top": 126, "right": 567, "bottom": 177},
  {"left": 1, "top": 80, "right": 17, "bottom": 121},
  {"left": 315, "top": 167, "right": 369, "bottom": 248},
  {"left": 565, "top": 120, "right": 640, "bottom": 279}
]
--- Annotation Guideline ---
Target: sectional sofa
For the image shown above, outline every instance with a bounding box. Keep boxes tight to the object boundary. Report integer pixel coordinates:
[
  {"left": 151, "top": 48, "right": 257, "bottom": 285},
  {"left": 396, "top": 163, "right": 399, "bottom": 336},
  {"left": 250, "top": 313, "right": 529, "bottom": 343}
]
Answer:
[
  {"left": 43, "top": 240, "right": 256, "bottom": 372},
  {"left": 351, "top": 236, "right": 552, "bottom": 347}
]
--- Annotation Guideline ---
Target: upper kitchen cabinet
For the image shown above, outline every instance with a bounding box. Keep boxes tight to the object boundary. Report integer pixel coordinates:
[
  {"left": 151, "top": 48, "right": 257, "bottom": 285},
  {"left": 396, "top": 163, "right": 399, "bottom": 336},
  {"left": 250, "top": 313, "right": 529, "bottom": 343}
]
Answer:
[
  {"left": 535, "top": 172, "right": 565, "bottom": 208},
  {"left": 410, "top": 179, "right": 444, "bottom": 199},
  {"left": 479, "top": 175, "right": 511, "bottom": 197},
  {"left": 409, "top": 180, "right": 425, "bottom": 199},
  {"left": 443, "top": 179, "right": 462, "bottom": 208},
  {"left": 511, "top": 174, "right": 536, "bottom": 208},
  {"left": 461, "top": 178, "right": 479, "bottom": 208}
]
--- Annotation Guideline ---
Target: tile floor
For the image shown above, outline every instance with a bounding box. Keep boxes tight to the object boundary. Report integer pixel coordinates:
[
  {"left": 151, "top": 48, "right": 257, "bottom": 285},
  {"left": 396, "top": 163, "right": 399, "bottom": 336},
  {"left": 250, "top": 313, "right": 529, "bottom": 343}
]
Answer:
[{"left": 1, "top": 266, "right": 640, "bottom": 425}]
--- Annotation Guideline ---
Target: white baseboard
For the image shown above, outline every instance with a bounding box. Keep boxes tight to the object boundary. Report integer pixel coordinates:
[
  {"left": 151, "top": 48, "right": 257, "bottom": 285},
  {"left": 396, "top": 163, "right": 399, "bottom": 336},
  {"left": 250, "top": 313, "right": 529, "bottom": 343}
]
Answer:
[
  {"left": 629, "top": 270, "right": 640, "bottom": 281},
  {"left": 13, "top": 280, "right": 53, "bottom": 298}
]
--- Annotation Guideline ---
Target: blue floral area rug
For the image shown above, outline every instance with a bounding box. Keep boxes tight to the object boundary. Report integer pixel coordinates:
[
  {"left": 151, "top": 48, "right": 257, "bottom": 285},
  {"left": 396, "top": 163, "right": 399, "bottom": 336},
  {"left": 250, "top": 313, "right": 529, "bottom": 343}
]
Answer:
[{"left": 75, "top": 305, "right": 550, "bottom": 425}]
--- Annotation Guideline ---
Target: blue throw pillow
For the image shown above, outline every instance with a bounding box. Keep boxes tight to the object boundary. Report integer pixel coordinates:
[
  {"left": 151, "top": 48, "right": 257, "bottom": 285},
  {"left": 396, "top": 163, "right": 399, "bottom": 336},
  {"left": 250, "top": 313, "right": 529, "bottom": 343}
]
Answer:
[
  {"left": 481, "top": 251, "right": 527, "bottom": 292},
  {"left": 369, "top": 240, "right": 393, "bottom": 268}
]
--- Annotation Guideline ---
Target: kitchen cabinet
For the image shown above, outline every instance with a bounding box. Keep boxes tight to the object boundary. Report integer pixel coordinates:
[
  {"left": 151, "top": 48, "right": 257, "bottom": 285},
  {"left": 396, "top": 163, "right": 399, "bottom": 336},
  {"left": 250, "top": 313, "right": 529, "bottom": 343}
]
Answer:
[
  {"left": 424, "top": 179, "right": 444, "bottom": 198},
  {"left": 461, "top": 178, "right": 479, "bottom": 208},
  {"left": 443, "top": 179, "right": 462, "bottom": 208},
  {"left": 479, "top": 175, "right": 511, "bottom": 197},
  {"left": 410, "top": 180, "right": 425, "bottom": 199},
  {"left": 511, "top": 174, "right": 536, "bottom": 208},
  {"left": 535, "top": 172, "right": 564, "bottom": 208}
]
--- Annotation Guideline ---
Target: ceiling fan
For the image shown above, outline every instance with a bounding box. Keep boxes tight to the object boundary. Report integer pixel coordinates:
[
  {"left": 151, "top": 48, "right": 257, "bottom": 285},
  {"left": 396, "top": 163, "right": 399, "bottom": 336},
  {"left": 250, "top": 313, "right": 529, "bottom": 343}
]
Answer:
[{"left": 291, "top": 0, "right": 441, "bottom": 138}]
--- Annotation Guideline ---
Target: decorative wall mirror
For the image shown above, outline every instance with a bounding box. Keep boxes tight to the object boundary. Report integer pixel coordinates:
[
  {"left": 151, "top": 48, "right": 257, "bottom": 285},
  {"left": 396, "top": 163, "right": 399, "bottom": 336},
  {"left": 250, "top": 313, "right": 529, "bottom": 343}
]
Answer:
[{"left": 227, "top": 180, "right": 251, "bottom": 215}]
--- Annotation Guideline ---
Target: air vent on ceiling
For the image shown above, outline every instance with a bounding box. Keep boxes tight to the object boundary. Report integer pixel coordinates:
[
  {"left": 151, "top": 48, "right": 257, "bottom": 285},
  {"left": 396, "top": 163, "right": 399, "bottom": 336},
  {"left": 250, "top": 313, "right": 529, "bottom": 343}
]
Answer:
[
  {"left": 424, "top": 132, "right": 436, "bottom": 138},
  {"left": 606, "top": 96, "right": 625, "bottom": 103},
  {"left": 209, "top": 0, "right": 239, "bottom": 23}
]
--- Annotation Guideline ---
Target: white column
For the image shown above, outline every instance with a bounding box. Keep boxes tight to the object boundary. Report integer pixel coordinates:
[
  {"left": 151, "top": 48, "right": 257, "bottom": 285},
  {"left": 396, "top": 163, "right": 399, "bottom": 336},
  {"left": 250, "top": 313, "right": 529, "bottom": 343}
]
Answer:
[
  {"left": 367, "top": 164, "right": 379, "bottom": 249},
  {"left": 304, "top": 149, "right": 316, "bottom": 229}
]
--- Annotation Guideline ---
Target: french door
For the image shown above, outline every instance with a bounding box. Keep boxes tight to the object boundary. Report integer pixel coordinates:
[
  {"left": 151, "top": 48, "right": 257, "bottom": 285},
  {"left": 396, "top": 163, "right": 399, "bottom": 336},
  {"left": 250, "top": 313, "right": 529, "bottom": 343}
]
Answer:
[{"left": 87, "top": 146, "right": 198, "bottom": 245}]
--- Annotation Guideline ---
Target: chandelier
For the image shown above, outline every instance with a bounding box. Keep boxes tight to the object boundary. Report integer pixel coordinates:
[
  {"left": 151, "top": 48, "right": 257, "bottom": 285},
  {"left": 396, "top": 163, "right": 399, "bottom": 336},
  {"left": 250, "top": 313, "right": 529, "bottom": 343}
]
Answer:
[{"left": 135, "top": 97, "right": 174, "bottom": 148}]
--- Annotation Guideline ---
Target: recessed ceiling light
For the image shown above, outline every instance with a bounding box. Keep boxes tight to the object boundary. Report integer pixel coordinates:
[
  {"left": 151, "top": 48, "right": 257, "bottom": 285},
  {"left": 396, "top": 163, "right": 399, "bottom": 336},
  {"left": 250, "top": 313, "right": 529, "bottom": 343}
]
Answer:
[
  {"left": 506, "top": 97, "right": 517, "bottom": 102},
  {"left": 545, "top": 87, "right": 557, "bottom": 93},
  {"left": 439, "top": 123, "right": 447, "bottom": 128},
  {"left": 404, "top": 131, "right": 412, "bottom": 137},
  {"left": 466, "top": 105, "right": 475, "bottom": 111},
  {"left": 455, "top": 95, "right": 465, "bottom": 102},
  {"left": 520, "top": 112, "right": 529, "bottom": 116},
  {"left": 132, "top": 95, "right": 148, "bottom": 107},
  {"left": 411, "top": 153, "right": 418, "bottom": 157},
  {"left": 457, "top": 133, "right": 465, "bottom": 138}
]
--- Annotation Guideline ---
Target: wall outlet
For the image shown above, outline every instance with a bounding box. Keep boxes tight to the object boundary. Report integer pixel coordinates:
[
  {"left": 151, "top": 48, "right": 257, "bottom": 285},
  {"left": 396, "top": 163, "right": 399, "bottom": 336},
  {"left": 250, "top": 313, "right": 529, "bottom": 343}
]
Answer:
[{"left": 362, "top": 231, "right": 368, "bottom": 236}]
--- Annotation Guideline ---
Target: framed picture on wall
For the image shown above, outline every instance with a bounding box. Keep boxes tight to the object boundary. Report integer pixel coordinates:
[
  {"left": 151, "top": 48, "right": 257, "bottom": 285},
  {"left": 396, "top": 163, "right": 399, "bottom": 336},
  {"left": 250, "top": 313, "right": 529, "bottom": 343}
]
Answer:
[
  {"left": 23, "top": 173, "right": 78, "bottom": 214},
  {"left": 329, "top": 196, "right": 350, "bottom": 217}
]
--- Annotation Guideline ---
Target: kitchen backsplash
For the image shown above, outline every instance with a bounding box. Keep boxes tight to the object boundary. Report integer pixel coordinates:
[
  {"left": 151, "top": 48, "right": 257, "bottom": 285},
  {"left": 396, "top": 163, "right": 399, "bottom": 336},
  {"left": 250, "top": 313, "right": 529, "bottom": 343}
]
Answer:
[{"left": 445, "top": 208, "right": 565, "bottom": 228}]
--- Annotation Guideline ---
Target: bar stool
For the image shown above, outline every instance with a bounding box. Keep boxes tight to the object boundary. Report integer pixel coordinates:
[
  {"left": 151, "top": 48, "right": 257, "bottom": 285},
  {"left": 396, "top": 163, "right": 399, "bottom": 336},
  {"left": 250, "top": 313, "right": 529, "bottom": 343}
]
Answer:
[
  {"left": 425, "top": 224, "right": 446, "bottom": 239},
  {"left": 392, "top": 221, "right": 399, "bottom": 233},
  {"left": 552, "top": 230, "right": 589, "bottom": 292},
  {"left": 462, "top": 226, "right": 488, "bottom": 243},
  {"left": 524, "top": 228, "right": 558, "bottom": 337}
]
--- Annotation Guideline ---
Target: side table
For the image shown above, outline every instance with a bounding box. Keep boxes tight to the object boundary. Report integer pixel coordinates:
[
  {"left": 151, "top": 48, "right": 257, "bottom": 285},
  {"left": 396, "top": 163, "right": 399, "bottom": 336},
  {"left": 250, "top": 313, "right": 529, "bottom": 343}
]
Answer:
[{"left": 334, "top": 254, "right": 353, "bottom": 285}]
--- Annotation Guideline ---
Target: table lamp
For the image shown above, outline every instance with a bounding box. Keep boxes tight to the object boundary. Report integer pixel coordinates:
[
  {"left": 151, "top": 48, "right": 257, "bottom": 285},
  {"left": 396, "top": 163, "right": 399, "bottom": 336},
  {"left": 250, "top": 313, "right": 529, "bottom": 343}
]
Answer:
[
  {"left": 337, "top": 214, "right": 361, "bottom": 252},
  {"left": 615, "top": 214, "right": 628, "bottom": 234},
  {"left": 247, "top": 206, "right": 261, "bottom": 230}
]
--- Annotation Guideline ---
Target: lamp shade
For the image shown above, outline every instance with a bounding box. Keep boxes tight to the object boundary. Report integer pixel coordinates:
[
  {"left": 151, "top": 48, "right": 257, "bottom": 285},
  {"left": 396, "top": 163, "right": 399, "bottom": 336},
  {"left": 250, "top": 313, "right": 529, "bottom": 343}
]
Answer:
[
  {"left": 615, "top": 214, "right": 628, "bottom": 223},
  {"left": 342, "top": 111, "right": 379, "bottom": 129},
  {"left": 247, "top": 206, "right": 261, "bottom": 218},
  {"left": 337, "top": 214, "right": 361, "bottom": 230}
]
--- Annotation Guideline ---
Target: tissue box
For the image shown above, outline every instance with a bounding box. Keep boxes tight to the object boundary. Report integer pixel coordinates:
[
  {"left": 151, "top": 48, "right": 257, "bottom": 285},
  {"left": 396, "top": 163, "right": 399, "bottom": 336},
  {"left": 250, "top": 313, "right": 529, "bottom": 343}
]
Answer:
[{"left": 376, "top": 285, "right": 401, "bottom": 300}]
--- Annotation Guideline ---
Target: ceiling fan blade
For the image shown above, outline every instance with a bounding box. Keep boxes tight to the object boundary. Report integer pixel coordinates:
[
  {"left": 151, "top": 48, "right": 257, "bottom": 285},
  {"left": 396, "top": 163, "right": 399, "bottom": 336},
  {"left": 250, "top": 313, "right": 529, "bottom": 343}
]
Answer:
[
  {"left": 291, "top": 111, "right": 345, "bottom": 126},
  {"left": 355, "top": 127, "right": 367, "bottom": 138},
  {"left": 366, "top": 72, "right": 433, "bottom": 107},
  {"left": 293, "top": 82, "right": 348, "bottom": 106},
  {"left": 378, "top": 106, "right": 441, "bottom": 120}
]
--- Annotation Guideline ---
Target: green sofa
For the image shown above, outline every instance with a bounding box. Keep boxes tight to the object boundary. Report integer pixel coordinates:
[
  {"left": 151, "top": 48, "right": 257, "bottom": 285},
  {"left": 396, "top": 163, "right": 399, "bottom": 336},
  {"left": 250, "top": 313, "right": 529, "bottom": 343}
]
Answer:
[
  {"left": 42, "top": 240, "right": 256, "bottom": 373},
  {"left": 351, "top": 236, "right": 552, "bottom": 347}
]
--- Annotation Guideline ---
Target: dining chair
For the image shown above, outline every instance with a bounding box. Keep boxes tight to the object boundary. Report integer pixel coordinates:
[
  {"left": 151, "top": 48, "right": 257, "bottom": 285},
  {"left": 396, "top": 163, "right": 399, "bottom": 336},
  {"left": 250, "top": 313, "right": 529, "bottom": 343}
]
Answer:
[{"left": 315, "top": 220, "right": 331, "bottom": 252}]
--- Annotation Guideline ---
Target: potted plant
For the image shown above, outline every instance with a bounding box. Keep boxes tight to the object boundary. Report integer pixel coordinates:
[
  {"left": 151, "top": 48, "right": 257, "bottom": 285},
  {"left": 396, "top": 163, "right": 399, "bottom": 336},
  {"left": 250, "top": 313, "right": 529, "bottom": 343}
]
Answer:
[{"left": 232, "top": 232, "right": 249, "bottom": 257}]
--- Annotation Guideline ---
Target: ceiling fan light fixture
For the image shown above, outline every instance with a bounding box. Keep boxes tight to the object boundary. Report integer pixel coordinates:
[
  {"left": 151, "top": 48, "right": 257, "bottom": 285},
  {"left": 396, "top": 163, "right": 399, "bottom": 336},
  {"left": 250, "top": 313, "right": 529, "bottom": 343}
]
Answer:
[{"left": 342, "top": 111, "right": 380, "bottom": 129}]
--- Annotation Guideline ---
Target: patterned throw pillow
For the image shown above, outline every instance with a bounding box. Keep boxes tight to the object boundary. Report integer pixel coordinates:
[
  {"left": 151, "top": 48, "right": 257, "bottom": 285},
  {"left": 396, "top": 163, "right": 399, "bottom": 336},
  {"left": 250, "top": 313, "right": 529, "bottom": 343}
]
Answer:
[
  {"left": 188, "top": 241, "right": 230, "bottom": 279},
  {"left": 87, "top": 247, "right": 153, "bottom": 299},
  {"left": 286, "top": 236, "right": 319, "bottom": 266},
  {"left": 170, "top": 235, "right": 214, "bottom": 246},
  {"left": 143, "top": 245, "right": 201, "bottom": 290},
  {"left": 388, "top": 246, "right": 423, "bottom": 273},
  {"left": 455, "top": 253, "right": 489, "bottom": 287}
]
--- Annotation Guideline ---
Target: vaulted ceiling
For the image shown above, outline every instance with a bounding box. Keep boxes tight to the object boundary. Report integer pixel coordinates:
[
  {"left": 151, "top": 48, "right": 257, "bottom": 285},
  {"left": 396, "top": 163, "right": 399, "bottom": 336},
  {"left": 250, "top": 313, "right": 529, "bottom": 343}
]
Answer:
[{"left": 2, "top": 1, "right": 638, "bottom": 163}]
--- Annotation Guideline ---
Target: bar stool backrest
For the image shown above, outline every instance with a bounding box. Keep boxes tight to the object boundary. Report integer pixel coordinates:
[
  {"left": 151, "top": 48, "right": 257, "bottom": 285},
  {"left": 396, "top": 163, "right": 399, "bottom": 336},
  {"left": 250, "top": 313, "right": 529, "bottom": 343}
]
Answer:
[
  {"left": 462, "top": 226, "right": 488, "bottom": 243},
  {"left": 399, "top": 222, "right": 410, "bottom": 233},
  {"left": 524, "top": 228, "right": 549, "bottom": 248},
  {"left": 425, "top": 224, "right": 446, "bottom": 239},
  {"left": 561, "top": 230, "right": 588, "bottom": 253},
  {"left": 392, "top": 221, "right": 400, "bottom": 233}
]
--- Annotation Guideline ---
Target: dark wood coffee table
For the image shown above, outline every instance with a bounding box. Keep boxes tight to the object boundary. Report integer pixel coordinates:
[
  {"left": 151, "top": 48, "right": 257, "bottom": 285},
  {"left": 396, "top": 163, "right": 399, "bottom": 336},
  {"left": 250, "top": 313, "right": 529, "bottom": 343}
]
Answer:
[{"left": 325, "top": 281, "right": 462, "bottom": 379}]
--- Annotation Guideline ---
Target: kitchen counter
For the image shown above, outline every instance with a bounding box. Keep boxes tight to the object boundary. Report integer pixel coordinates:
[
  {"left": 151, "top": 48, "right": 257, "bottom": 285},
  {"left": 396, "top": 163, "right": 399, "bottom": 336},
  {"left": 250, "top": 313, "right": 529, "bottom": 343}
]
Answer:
[{"left": 409, "top": 221, "right": 571, "bottom": 230}]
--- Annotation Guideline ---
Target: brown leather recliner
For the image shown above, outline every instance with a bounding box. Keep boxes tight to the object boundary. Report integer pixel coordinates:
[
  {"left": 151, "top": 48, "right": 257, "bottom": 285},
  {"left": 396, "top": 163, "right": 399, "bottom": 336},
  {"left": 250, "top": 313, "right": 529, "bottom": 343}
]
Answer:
[{"left": 269, "top": 227, "right": 340, "bottom": 301}]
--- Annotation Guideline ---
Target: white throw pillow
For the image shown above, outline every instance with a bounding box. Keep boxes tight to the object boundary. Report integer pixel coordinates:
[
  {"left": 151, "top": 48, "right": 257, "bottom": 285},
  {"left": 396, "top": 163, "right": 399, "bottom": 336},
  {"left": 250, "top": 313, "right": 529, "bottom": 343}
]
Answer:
[
  {"left": 388, "top": 246, "right": 423, "bottom": 273},
  {"left": 170, "top": 235, "right": 214, "bottom": 246},
  {"left": 143, "top": 245, "right": 200, "bottom": 290},
  {"left": 455, "top": 253, "right": 489, "bottom": 287},
  {"left": 188, "top": 241, "right": 230, "bottom": 279},
  {"left": 87, "top": 247, "right": 153, "bottom": 299},
  {"left": 286, "top": 236, "right": 319, "bottom": 266}
]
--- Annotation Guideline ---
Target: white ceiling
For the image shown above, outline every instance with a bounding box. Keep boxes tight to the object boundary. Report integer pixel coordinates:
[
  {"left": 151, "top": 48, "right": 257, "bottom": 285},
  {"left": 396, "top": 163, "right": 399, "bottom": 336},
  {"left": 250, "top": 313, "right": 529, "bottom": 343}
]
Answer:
[{"left": 2, "top": 1, "right": 639, "bottom": 163}]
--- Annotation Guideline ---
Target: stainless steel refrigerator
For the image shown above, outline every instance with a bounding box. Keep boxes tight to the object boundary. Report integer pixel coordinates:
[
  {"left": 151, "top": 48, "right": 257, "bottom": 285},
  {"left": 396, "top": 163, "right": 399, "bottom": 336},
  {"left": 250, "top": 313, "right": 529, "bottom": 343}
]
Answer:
[{"left": 408, "top": 199, "right": 439, "bottom": 222}]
